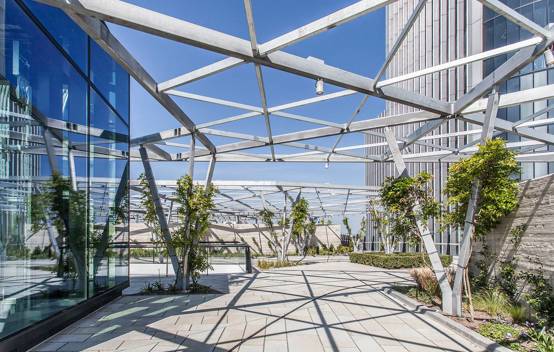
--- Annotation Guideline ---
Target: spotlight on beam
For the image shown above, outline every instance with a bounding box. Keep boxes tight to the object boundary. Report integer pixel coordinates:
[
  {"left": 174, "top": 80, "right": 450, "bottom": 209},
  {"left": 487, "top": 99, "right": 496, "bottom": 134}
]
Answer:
[
  {"left": 316, "top": 78, "right": 324, "bottom": 95},
  {"left": 545, "top": 44, "right": 554, "bottom": 66}
]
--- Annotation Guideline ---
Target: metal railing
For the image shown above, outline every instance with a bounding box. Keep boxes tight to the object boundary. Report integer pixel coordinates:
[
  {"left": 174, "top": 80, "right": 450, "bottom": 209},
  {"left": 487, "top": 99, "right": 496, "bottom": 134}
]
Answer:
[{"left": 129, "top": 241, "right": 252, "bottom": 274}]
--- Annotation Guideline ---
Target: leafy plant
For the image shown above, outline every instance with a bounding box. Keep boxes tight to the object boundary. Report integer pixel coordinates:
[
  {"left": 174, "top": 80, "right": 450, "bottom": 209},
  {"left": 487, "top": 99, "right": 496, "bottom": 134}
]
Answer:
[
  {"left": 529, "top": 329, "right": 554, "bottom": 352},
  {"left": 31, "top": 173, "right": 87, "bottom": 288},
  {"left": 257, "top": 259, "right": 296, "bottom": 270},
  {"left": 509, "top": 305, "right": 528, "bottom": 325},
  {"left": 478, "top": 322, "right": 521, "bottom": 348},
  {"left": 138, "top": 174, "right": 215, "bottom": 290},
  {"left": 444, "top": 139, "right": 519, "bottom": 238},
  {"left": 350, "top": 252, "right": 451, "bottom": 269},
  {"left": 473, "top": 288, "right": 510, "bottom": 317},
  {"left": 380, "top": 172, "right": 440, "bottom": 244},
  {"left": 520, "top": 261, "right": 554, "bottom": 327}
]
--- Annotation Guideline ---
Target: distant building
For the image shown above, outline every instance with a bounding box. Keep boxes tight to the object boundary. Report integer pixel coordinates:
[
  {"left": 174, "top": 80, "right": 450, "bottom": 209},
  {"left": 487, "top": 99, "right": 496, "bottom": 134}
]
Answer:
[{"left": 365, "top": 0, "right": 554, "bottom": 253}]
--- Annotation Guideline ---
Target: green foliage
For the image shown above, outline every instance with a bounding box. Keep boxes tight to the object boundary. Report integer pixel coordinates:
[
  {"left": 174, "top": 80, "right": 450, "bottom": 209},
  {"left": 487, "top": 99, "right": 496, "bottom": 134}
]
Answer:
[
  {"left": 342, "top": 217, "right": 352, "bottom": 237},
  {"left": 529, "top": 329, "right": 554, "bottom": 352},
  {"left": 473, "top": 288, "right": 510, "bottom": 317},
  {"left": 444, "top": 139, "right": 519, "bottom": 238},
  {"left": 257, "top": 259, "right": 296, "bottom": 270},
  {"left": 478, "top": 322, "right": 522, "bottom": 349},
  {"left": 380, "top": 172, "right": 440, "bottom": 243},
  {"left": 520, "top": 261, "right": 554, "bottom": 327},
  {"left": 357, "top": 217, "right": 367, "bottom": 241},
  {"left": 138, "top": 173, "right": 161, "bottom": 242},
  {"left": 138, "top": 174, "right": 216, "bottom": 289},
  {"left": 290, "top": 198, "right": 309, "bottom": 239},
  {"left": 349, "top": 252, "right": 451, "bottom": 269},
  {"left": 509, "top": 305, "right": 528, "bottom": 325},
  {"left": 173, "top": 175, "right": 215, "bottom": 285},
  {"left": 259, "top": 208, "right": 275, "bottom": 230},
  {"left": 188, "top": 247, "right": 212, "bottom": 285}
]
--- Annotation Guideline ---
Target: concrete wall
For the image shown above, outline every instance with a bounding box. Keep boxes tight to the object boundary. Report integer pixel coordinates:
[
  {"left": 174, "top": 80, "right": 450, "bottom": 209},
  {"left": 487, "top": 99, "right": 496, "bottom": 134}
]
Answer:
[
  {"left": 470, "top": 173, "right": 554, "bottom": 286},
  {"left": 130, "top": 223, "right": 343, "bottom": 256}
]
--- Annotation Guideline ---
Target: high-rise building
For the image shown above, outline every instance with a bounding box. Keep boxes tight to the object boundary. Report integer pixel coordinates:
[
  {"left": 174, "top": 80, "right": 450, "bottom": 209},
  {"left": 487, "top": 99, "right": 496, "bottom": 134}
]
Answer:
[
  {"left": 0, "top": 0, "right": 130, "bottom": 349},
  {"left": 365, "top": 0, "right": 554, "bottom": 253}
]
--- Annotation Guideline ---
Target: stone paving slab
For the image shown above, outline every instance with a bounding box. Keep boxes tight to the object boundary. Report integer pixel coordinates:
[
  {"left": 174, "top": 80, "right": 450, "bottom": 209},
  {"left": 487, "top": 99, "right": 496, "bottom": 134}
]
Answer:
[{"left": 31, "top": 262, "right": 486, "bottom": 352}]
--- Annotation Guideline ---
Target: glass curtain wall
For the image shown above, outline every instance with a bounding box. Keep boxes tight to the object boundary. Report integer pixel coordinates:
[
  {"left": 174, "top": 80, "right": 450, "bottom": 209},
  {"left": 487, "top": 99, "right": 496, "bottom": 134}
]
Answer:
[
  {"left": 0, "top": 0, "right": 129, "bottom": 340},
  {"left": 483, "top": 0, "right": 554, "bottom": 178}
]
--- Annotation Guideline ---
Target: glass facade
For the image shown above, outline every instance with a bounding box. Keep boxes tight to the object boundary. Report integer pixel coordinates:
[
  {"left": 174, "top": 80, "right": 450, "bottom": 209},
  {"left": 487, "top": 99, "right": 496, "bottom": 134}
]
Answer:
[
  {"left": 0, "top": 0, "right": 129, "bottom": 341},
  {"left": 483, "top": 0, "right": 554, "bottom": 178}
]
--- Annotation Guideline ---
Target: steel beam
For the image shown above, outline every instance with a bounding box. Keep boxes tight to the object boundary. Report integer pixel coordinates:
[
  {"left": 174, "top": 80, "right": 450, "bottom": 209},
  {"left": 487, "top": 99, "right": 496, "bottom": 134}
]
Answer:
[
  {"left": 454, "top": 34, "right": 553, "bottom": 113},
  {"left": 482, "top": 88, "right": 499, "bottom": 140},
  {"left": 38, "top": 0, "right": 451, "bottom": 115},
  {"left": 478, "top": 0, "right": 551, "bottom": 38},
  {"left": 139, "top": 146, "right": 183, "bottom": 287},
  {"left": 204, "top": 155, "right": 216, "bottom": 187},
  {"left": 36, "top": 0, "right": 215, "bottom": 154},
  {"left": 188, "top": 135, "right": 196, "bottom": 177},
  {"left": 373, "top": 0, "right": 427, "bottom": 86},
  {"left": 325, "top": 95, "right": 369, "bottom": 163},
  {"left": 157, "top": 57, "right": 244, "bottom": 91},
  {"left": 377, "top": 37, "right": 542, "bottom": 88},
  {"left": 383, "top": 127, "right": 408, "bottom": 176}
]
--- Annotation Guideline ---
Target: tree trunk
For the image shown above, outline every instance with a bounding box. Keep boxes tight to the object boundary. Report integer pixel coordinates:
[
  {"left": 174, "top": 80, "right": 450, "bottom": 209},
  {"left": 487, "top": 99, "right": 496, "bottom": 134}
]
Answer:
[{"left": 451, "top": 181, "right": 480, "bottom": 316}]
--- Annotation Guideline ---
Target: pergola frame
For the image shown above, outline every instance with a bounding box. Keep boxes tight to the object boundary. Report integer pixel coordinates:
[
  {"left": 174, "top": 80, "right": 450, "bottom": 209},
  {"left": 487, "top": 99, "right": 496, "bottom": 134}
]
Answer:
[{"left": 35, "top": 0, "right": 554, "bottom": 171}]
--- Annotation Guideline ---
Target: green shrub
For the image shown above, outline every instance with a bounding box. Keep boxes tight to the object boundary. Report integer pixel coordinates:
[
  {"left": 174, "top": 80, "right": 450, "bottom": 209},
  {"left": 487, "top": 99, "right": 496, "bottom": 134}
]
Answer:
[
  {"left": 349, "top": 252, "right": 452, "bottom": 269},
  {"left": 257, "top": 259, "right": 296, "bottom": 270},
  {"left": 473, "top": 288, "right": 510, "bottom": 317},
  {"left": 478, "top": 322, "right": 521, "bottom": 349},
  {"left": 509, "top": 305, "right": 528, "bottom": 324},
  {"left": 529, "top": 329, "right": 554, "bottom": 352}
]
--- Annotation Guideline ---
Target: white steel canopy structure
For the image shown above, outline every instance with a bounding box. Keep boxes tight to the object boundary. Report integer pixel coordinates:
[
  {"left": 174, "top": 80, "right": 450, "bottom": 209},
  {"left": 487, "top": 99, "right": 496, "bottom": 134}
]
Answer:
[
  {"left": 36, "top": 0, "right": 554, "bottom": 172},
  {"left": 130, "top": 180, "right": 379, "bottom": 221}
]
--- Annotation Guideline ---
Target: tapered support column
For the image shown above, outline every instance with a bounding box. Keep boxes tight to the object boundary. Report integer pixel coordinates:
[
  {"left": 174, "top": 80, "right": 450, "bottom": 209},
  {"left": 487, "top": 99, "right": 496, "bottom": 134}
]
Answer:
[
  {"left": 43, "top": 129, "right": 58, "bottom": 174},
  {"left": 139, "top": 146, "right": 183, "bottom": 288},
  {"left": 452, "top": 89, "right": 499, "bottom": 315},
  {"left": 384, "top": 127, "right": 454, "bottom": 314},
  {"left": 68, "top": 149, "right": 77, "bottom": 191}
]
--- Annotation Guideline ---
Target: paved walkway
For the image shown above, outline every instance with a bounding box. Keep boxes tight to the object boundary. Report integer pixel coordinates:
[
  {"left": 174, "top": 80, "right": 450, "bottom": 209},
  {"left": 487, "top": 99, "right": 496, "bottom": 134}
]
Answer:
[{"left": 32, "top": 262, "right": 485, "bottom": 352}]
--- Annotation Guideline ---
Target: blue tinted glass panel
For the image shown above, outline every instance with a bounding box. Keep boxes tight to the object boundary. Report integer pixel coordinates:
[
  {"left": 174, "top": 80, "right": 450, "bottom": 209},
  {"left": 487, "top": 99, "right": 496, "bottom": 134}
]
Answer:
[
  {"left": 3, "top": 0, "right": 87, "bottom": 125},
  {"left": 90, "top": 41, "right": 129, "bottom": 122},
  {"left": 22, "top": 0, "right": 88, "bottom": 72}
]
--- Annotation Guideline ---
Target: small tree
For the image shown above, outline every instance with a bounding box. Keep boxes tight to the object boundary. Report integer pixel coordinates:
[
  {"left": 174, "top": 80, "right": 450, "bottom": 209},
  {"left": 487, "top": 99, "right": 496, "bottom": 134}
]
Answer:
[
  {"left": 353, "top": 217, "right": 367, "bottom": 252},
  {"left": 380, "top": 172, "right": 440, "bottom": 244},
  {"left": 31, "top": 173, "right": 87, "bottom": 290},
  {"left": 259, "top": 196, "right": 311, "bottom": 261},
  {"left": 444, "top": 139, "right": 519, "bottom": 315},
  {"left": 368, "top": 200, "right": 396, "bottom": 254},
  {"left": 139, "top": 174, "right": 215, "bottom": 290},
  {"left": 259, "top": 208, "right": 281, "bottom": 258},
  {"left": 380, "top": 172, "right": 452, "bottom": 311},
  {"left": 444, "top": 139, "right": 519, "bottom": 237},
  {"left": 173, "top": 175, "right": 215, "bottom": 289}
]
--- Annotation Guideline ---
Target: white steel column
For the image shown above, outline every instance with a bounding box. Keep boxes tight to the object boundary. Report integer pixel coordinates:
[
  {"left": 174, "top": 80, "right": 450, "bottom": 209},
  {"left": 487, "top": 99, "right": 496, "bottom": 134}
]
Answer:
[
  {"left": 452, "top": 89, "right": 498, "bottom": 316},
  {"left": 384, "top": 127, "right": 454, "bottom": 315},
  {"left": 139, "top": 146, "right": 183, "bottom": 288}
]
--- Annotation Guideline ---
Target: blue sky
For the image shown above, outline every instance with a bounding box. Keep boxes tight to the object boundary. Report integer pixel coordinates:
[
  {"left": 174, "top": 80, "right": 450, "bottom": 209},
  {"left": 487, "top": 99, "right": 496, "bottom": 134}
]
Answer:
[{"left": 108, "top": 0, "right": 386, "bottom": 185}]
